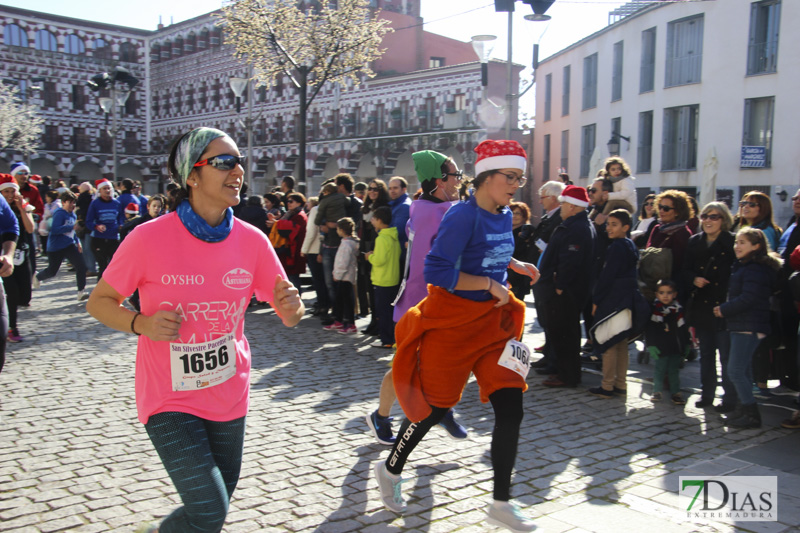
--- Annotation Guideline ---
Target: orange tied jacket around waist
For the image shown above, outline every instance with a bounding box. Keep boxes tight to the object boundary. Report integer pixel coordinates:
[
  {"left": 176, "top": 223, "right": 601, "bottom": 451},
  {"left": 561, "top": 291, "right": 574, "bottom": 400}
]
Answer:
[{"left": 392, "top": 285, "right": 527, "bottom": 423}]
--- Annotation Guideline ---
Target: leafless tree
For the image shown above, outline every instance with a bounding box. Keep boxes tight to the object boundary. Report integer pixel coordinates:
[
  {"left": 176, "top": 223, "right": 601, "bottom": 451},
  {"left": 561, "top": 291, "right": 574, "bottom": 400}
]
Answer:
[{"left": 0, "top": 84, "right": 43, "bottom": 155}]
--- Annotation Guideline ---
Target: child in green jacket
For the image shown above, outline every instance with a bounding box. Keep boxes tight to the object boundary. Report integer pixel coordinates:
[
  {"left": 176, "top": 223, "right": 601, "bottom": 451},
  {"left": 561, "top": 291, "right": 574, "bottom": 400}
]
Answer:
[{"left": 366, "top": 206, "right": 401, "bottom": 347}]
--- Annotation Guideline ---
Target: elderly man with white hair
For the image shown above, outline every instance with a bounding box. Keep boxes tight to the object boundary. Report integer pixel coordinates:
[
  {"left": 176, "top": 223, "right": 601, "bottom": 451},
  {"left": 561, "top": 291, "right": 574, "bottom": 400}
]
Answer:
[{"left": 530, "top": 180, "right": 565, "bottom": 375}]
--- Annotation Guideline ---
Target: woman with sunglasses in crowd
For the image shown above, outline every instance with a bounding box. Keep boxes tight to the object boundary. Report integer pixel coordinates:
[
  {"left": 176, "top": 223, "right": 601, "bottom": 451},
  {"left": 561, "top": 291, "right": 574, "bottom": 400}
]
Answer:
[
  {"left": 87, "top": 127, "right": 303, "bottom": 533},
  {"left": 375, "top": 140, "right": 539, "bottom": 532},
  {"left": 631, "top": 193, "right": 657, "bottom": 247},
  {"left": 646, "top": 189, "right": 695, "bottom": 289},
  {"left": 732, "top": 191, "right": 782, "bottom": 252},
  {"left": 682, "top": 202, "right": 736, "bottom": 410}
]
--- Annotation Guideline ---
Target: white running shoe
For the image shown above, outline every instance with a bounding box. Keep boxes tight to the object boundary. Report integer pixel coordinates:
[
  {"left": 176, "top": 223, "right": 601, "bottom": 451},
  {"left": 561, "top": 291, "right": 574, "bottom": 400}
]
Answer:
[
  {"left": 77, "top": 290, "right": 89, "bottom": 302},
  {"left": 32, "top": 273, "right": 40, "bottom": 289},
  {"left": 373, "top": 461, "right": 407, "bottom": 513},
  {"left": 486, "top": 500, "right": 536, "bottom": 532}
]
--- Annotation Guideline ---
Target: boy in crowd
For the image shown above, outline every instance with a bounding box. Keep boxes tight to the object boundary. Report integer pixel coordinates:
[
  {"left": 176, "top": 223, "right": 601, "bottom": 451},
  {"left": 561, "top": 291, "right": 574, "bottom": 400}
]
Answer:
[
  {"left": 366, "top": 206, "right": 400, "bottom": 349},
  {"left": 646, "top": 279, "right": 690, "bottom": 404}
]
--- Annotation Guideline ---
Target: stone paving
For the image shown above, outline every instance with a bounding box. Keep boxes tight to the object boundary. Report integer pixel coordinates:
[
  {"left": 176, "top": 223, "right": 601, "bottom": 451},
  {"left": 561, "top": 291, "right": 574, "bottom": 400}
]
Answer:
[{"left": 1, "top": 272, "right": 799, "bottom": 532}]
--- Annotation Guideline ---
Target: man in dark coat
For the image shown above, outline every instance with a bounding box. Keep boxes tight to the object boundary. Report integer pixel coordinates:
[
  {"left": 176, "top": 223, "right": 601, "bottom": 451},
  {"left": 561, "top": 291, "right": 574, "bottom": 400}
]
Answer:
[
  {"left": 537, "top": 185, "right": 596, "bottom": 388},
  {"left": 777, "top": 188, "right": 800, "bottom": 391}
]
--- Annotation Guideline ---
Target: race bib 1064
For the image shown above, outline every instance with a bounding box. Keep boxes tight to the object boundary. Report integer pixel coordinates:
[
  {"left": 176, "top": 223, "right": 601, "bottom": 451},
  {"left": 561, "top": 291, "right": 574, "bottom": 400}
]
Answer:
[
  {"left": 497, "top": 339, "right": 531, "bottom": 379},
  {"left": 170, "top": 332, "right": 237, "bottom": 391}
]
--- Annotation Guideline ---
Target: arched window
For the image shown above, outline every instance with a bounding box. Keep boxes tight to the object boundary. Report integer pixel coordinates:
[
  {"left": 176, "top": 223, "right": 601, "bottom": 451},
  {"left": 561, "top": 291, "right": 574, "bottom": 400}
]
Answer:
[
  {"left": 35, "top": 29, "right": 57, "bottom": 51},
  {"left": 150, "top": 43, "right": 161, "bottom": 63},
  {"left": 160, "top": 40, "right": 171, "bottom": 60},
  {"left": 185, "top": 33, "right": 196, "bottom": 54},
  {"left": 210, "top": 27, "right": 222, "bottom": 47},
  {"left": 172, "top": 37, "right": 183, "bottom": 57},
  {"left": 198, "top": 28, "right": 209, "bottom": 50},
  {"left": 64, "top": 34, "right": 85, "bottom": 55},
  {"left": 3, "top": 24, "right": 28, "bottom": 47},
  {"left": 119, "top": 42, "right": 137, "bottom": 62},
  {"left": 94, "top": 38, "right": 111, "bottom": 60}
]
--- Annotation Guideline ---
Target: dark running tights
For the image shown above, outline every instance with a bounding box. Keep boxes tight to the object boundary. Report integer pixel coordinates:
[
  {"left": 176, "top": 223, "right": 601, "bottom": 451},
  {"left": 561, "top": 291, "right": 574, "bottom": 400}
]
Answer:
[
  {"left": 385, "top": 387, "right": 523, "bottom": 501},
  {"left": 145, "top": 412, "right": 246, "bottom": 533}
]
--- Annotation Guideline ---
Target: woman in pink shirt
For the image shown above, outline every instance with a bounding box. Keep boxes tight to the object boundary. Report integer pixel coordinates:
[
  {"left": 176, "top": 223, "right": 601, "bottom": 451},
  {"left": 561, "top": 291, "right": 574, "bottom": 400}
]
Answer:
[{"left": 87, "top": 128, "right": 303, "bottom": 533}]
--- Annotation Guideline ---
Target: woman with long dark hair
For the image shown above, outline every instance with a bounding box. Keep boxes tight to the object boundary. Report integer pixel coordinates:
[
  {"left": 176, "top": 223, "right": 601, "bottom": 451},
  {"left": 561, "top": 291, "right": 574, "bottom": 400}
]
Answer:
[{"left": 358, "top": 179, "right": 390, "bottom": 334}]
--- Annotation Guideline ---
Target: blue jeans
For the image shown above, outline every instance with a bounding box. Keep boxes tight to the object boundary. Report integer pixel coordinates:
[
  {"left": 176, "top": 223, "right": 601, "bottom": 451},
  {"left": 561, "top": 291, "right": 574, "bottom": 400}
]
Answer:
[
  {"left": 695, "top": 326, "right": 734, "bottom": 402},
  {"left": 81, "top": 233, "right": 97, "bottom": 272},
  {"left": 726, "top": 332, "right": 760, "bottom": 405},
  {"left": 321, "top": 245, "right": 338, "bottom": 311}
]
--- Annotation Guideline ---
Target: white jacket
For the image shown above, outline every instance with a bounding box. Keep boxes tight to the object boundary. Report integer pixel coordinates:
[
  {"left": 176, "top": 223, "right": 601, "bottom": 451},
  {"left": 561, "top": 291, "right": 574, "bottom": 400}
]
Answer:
[
  {"left": 300, "top": 205, "right": 321, "bottom": 255},
  {"left": 607, "top": 176, "right": 637, "bottom": 211}
]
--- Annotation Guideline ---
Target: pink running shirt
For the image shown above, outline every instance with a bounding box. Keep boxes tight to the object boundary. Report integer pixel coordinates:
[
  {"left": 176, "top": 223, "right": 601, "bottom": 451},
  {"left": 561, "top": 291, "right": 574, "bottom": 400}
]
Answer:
[{"left": 103, "top": 213, "right": 286, "bottom": 424}]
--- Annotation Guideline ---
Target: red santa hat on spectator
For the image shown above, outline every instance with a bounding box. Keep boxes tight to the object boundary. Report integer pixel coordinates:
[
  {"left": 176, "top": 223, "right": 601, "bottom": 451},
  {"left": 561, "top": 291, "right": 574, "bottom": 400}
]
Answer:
[
  {"left": 0, "top": 174, "right": 20, "bottom": 192},
  {"left": 473, "top": 139, "right": 527, "bottom": 176},
  {"left": 95, "top": 179, "right": 113, "bottom": 191},
  {"left": 558, "top": 185, "right": 590, "bottom": 208},
  {"left": 28, "top": 174, "right": 43, "bottom": 185},
  {"left": 125, "top": 202, "right": 140, "bottom": 215}
]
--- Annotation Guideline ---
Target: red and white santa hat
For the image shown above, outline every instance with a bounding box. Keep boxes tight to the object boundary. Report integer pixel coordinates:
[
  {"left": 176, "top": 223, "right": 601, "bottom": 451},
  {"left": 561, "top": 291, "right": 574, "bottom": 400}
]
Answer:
[
  {"left": 474, "top": 139, "right": 527, "bottom": 176},
  {"left": 558, "top": 184, "right": 590, "bottom": 208},
  {"left": 125, "top": 202, "right": 140, "bottom": 215},
  {"left": 0, "top": 174, "right": 20, "bottom": 192},
  {"left": 95, "top": 179, "right": 113, "bottom": 191},
  {"left": 28, "top": 174, "right": 43, "bottom": 185}
]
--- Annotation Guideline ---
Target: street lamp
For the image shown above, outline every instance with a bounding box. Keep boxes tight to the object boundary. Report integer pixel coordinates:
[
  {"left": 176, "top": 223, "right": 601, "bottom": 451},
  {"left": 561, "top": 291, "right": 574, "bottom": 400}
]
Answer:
[
  {"left": 88, "top": 66, "right": 138, "bottom": 179},
  {"left": 471, "top": 35, "right": 497, "bottom": 103},
  {"left": 607, "top": 132, "right": 631, "bottom": 156},
  {"left": 229, "top": 70, "right": 259, "bottom": 192}
]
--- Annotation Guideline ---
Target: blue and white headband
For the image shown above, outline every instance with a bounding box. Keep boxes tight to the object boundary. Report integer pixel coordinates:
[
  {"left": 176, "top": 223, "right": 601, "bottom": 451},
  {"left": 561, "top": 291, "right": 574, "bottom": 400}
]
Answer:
[{"left": 173, "top": 127, "right": 227, "bottom": 188}]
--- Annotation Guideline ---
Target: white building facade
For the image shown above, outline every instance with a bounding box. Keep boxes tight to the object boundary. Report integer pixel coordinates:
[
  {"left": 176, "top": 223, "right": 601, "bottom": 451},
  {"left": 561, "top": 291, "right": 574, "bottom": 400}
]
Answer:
[{"left": 533, "top": 0, "right": 798, "bottom": 223}]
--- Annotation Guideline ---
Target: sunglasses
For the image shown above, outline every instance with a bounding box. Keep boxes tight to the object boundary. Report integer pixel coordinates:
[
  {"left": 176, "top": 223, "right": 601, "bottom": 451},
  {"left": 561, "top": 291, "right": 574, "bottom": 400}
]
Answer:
[
  {"left": 700, "top": 213, "right": 722, "bottom": 221},
  {"left": 644, "top": 202, "right": 654, "bottom": 207},
  {"left": 494, "top": 171, "right": 527, "bottom": 187},
  {"left": 739, "top": 201, "right": 759, "bottom": 208},
  {"left": 587, "top": 188, "right": 597, "bottom": 193},
  {"left": 792, "top": 196, "right": 800, "bottom": 202},
  {"left": 657, "top": 204, "right": 675, "bottom": 212},
  {"left": 193, "top": 154, "right": 246, "bottom": 171}
]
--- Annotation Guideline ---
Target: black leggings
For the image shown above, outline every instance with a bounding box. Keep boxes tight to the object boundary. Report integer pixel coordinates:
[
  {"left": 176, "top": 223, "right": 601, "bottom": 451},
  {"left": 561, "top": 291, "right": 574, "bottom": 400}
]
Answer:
[{"left": 385, "top": 387, "right": 523, "bottom": 501}]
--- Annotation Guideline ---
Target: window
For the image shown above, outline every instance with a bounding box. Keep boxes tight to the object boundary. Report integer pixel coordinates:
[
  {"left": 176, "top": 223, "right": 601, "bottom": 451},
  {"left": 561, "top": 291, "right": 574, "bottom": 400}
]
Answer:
[
  {"left": 94, "top": 38, "right": 111, "bottom": 60},
  {"left": 161, "top": 40, "right": 171, "bottom": 60},
  {"left": 72, "top": 85, "right": 84, "bottom": 111},
  {"left": 542, "top": 134, "right": 551, "bottom": 182},
  {"left": 185, "top": 33, "right": 196, "bottom": 54},
  {"left": 637, "top": 111, "right": 653, "bottom": 173},
  {"left": 198, "top": 29, "right": 209, "bottom": 50},
  {"left": 424, "top": 97, "right": 435, "bottom": 130},
  {"left": 73, "top": 127, "right": 89, "bottom": 152},
  {"left": 429, "top": 57, "right": 444, "bottom": 68},
  {"left": 662, "top": 104, "right": 699, "bottom": 171},
  {"left": 665, "top": 15, "right": 704, "bottom": 87},
  {"left": 210, "top": 28, "right": 222, "bottom": 47},
  {"left": 275, "top": 116, "right": 284, "bottom": 140},
  {"left": 611, "top": 117, "right": 621, "bottom": 143},
  {"left": 742, "top": 96, "right": 774, "bottom": 168},
  {"left": 275, "top": 76, "right": 283, "bottom": 98},
  {"left": 376, "top": 103, "right": 385, "bottom": 134},
  {"left": 4, "top": 24, "right": 28, "bottom": 47},
  {"left": 580, "top": 123, "right": 596, "bottom": 178},
  {"left": 747, "top": 0, "right": 781, "bottom": 75},
  {"left": 332, "top": 109, "right": 339, "bottom": 138},
  {"left": 560, "top": 130, "right": 569, "bottom": 172},
  {"left": 311, "top": 111, "right": 320, "bottom": 138},
  {"left": 172, "top": 38, "right": 183, "bottom": 58},
  {"left": 562, "top": 65, "right": 570, "bottom": 116},
  {"left": 354, "top": 106, "right": 362, "bottom": 136},
  {"left": 43, "top": 81, "right": 57, "bottom": 108},
  {"left": 64, "top": 34, "right": 85, "bottom": 55},
  {"left": 120, "top": 42, "right": 137, "bottom": 62},
  {"left": 35, "top": 29, "right": 57, "bottom": 51},
  {"left": 582, "top": 53, "right": 598, "bottom": 110},
  {"left": 44, "top": 125, "right": 59, "bottom": 150},
  {"left": 211, "top": 81, "right": 220, "bottom": 107},
  {"left": 611, "top": 41, "right": 623, "bottom": 102},
  {"left": 400, "top": 100, "right": 410, "bottom": 131},
  {"left": 453, "top": 93, "right": 466, "bottom": 111},
  {"left": 640, "top": 27, "right": 656, "bottom": 93},
  {"left": 124, "top": 131, "right": 138, "bottom": 155},
  {"left": 544, "top": 73, "right": 552, "bottom": 122}
]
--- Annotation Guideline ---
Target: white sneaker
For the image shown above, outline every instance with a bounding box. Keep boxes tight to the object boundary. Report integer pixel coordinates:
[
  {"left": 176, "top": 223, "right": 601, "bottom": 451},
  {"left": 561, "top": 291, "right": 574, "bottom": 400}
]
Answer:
[
  {"left": 32, "top": 273, "right": 40, "bottom": 289},
  {"left": 373, "top": 461, "right": 407, "bottom": 513},
  {"left": 77, "top": 290, "right": 89, "bottom": 302},
  {"left": 486, "top": 500, "right": 536, "bottom": 532}
]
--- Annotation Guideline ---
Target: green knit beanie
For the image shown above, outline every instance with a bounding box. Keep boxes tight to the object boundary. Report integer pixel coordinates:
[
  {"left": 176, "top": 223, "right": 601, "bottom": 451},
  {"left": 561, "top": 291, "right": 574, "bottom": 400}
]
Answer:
[{"left": 412, "top": 150, "right": 448, "bottom": 183}]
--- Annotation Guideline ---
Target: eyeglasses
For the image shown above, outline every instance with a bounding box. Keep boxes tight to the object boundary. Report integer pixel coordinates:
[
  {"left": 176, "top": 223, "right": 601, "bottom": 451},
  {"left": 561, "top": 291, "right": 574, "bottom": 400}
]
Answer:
[
  {"left": 444, "top": 171, "right": 464, "bottom": 181},
  {"left": 700, "top": 213, "right": 722, "bottom": 221},
  {"left": 587, "top": 188, "right": 597, "bottom": 193},
  {"left": 657, "top": 204, "right": 675, "bottom": 212},
  {"left": 493, "top": 171, "right": 526, "bottom": 187},
  {"left": 193, "top": 154, "right": 246, "bottom": 171},
  {"left": 739, "top": 201, "right": 759, "bottom": 208}
]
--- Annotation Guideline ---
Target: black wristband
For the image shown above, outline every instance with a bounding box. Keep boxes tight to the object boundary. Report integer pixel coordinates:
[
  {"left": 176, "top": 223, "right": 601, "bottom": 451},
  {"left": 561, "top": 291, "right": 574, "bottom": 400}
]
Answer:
[{"left": 131, "top": 312, "right": 142, "bottom": 336}]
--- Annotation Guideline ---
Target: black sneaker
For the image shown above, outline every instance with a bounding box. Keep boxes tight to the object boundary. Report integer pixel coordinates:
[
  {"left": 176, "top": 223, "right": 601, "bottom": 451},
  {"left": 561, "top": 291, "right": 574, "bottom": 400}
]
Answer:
[
  {"left": 588, "top": 387, "right": 614, "bottom": 399},
  {"left": 613, "top": 387, "right": 627, "bottom": 395}
]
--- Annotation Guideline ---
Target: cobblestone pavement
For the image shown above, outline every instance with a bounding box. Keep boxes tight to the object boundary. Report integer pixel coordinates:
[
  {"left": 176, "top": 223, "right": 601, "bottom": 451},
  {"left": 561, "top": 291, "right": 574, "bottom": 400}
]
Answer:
[{"left": 1, "top": 273, "right": 799, "bottom": 532}]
